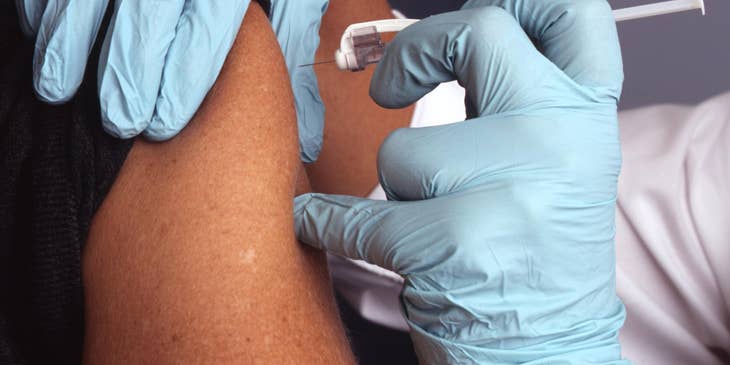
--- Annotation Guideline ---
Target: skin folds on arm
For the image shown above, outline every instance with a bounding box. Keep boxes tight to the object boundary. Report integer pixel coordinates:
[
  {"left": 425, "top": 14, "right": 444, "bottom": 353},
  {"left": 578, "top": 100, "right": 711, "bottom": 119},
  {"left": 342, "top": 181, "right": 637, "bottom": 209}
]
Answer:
[{"left": 82, "top": 5, "right": 355, "bottom": 364}]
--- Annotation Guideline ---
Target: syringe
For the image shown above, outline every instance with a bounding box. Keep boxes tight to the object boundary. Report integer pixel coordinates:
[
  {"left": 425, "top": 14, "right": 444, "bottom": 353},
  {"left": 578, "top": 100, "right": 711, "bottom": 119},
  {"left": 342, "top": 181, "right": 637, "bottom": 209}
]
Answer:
[
  {"left": 300, "top": 0, "right": 705, "bottom": 71},
  {"left": 613, "top": 0, "right": 705, "bottom": 21}
]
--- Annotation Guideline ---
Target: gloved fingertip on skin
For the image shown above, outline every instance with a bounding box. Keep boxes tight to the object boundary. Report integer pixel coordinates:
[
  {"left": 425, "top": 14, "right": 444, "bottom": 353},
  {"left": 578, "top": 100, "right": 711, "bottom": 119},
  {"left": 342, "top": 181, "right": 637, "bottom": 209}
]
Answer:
[
  {"left": 293, "top": 193, "right": 315, "bottom": 216},
  {"left": 141, "top": 128, "right": 178, "bottom": 142},
  {"left": 140, "top": 114, "right": 190, "bottom": 141}
]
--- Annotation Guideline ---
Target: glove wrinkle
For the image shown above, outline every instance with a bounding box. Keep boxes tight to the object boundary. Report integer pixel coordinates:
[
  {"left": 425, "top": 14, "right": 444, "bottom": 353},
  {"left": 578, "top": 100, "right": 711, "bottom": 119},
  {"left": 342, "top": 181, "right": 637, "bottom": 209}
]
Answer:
[{"left": 296, "top": 1, "right": 628, "bottom": 363}]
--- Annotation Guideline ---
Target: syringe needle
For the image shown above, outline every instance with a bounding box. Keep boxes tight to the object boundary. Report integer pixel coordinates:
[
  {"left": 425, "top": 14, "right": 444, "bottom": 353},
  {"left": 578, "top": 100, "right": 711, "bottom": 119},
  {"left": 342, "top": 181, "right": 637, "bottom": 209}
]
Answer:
[{"left": 298, "top": 60, "right": 336, "bottom": 67}]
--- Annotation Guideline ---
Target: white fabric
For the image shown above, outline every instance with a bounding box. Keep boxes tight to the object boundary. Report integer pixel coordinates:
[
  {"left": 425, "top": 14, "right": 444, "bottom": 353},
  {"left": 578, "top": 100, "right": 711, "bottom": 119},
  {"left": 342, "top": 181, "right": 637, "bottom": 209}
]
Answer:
[
  {"left": 327, "top": 82, "right": 730, "bottom": 363},
  {"left": 615, "top": 93, "right": 730, "bottom": 364}
]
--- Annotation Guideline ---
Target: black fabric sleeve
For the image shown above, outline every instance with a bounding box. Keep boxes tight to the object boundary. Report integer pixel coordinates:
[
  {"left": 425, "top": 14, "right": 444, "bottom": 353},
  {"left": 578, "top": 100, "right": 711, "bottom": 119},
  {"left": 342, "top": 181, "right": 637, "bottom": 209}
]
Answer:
[
  {"left": 256, "top": 0, "right": 272, "bottom": 17},
  {"left": 0, "top": 2, "right": 133, "bottom": 364},
  {"left": 0, "top": 1, "right": 277, "bottom": 363}
]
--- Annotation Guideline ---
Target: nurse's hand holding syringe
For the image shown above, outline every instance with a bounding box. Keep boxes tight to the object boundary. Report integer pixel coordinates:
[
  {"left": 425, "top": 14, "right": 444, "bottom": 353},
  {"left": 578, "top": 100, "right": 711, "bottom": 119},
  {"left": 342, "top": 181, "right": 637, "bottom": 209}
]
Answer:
[{"left": 292, "top": 0, "right": 687, "bottom": 363}]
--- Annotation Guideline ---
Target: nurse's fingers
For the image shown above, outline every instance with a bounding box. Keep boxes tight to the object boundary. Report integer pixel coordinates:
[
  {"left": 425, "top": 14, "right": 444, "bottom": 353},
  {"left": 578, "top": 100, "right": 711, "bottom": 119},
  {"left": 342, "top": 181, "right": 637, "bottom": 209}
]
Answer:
[
  {"left": 98, "top": 0, "right": 186, "bottom": 138},
  {"left": 142, "top": 0, "right": 250, "bottom": 141},
  {"left": 462, "top": 0, "right": 623, "bottom": 102},
  {"left": 294, "top": 193, "right": 405, "bottom": 273},
  {"left": 369, "top": 6, "right": 561, "bottom": 118},
  {"left": 33, "top": 0, "right": 109, "bottom": 103}
]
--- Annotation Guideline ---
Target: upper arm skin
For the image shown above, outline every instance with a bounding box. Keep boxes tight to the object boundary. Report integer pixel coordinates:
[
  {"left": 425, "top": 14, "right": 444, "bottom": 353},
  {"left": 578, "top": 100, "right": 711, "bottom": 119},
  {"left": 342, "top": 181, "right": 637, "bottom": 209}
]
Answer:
[
  {"left": 305, "top": 0, "right": 415, "bottom": 197},
  {"left": 82, "top": 5, "right": 354, "bottom": 364}
]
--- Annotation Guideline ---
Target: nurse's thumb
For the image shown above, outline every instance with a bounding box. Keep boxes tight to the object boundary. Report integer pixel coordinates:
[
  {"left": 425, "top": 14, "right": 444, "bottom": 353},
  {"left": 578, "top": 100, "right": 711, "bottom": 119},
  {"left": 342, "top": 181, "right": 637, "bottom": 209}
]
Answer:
[{"left": 294, "top": 193, "right": 401, "bottom": 272}]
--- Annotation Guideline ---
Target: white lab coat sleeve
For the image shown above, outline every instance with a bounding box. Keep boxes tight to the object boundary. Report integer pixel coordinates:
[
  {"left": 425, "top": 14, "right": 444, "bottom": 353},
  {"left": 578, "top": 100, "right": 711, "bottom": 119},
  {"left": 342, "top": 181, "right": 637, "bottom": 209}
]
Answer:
[{"left": 615, "top": 91, "right": 730, "bottom": 364}]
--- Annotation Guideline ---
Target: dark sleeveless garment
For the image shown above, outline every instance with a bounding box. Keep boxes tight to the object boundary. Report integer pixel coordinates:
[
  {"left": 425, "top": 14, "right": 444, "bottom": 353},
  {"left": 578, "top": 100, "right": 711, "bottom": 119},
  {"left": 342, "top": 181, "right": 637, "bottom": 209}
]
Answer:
[{"left": 0, "top": 2, "right": 270, "bottom": 363}]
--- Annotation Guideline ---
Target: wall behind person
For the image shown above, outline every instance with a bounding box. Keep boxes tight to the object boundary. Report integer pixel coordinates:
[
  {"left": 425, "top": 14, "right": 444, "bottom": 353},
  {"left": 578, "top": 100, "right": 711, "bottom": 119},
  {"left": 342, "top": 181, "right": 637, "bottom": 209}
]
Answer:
[{"left": 388, "top": 0, "right": 730, "bottom": 110}]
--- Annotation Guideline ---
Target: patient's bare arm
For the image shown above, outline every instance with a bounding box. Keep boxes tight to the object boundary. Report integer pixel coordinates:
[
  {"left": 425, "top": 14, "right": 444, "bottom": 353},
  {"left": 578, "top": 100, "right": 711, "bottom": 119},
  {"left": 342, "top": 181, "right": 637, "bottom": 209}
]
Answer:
[
  {"left": 82, "top": 5, "right": 354, "bottom": 364},
  {"left": 306, "top": 0, "right": 415, "bottom": 197}
]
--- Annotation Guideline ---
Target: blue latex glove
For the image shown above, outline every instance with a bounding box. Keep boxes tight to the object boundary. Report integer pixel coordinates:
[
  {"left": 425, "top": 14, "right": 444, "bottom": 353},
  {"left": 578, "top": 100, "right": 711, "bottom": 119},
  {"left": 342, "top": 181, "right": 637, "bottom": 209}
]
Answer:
[
  {"left": 17, "top": 0, "right": 328, "bottom": 161},
  {"left": 295, "top": 0, "right": 631, "bottom": 363},
  {"left": 16, "top": 0, "right": 251, "bottom": 141},
  {"left": 270, "top": 0, "right": 329, "bottom": 163}
]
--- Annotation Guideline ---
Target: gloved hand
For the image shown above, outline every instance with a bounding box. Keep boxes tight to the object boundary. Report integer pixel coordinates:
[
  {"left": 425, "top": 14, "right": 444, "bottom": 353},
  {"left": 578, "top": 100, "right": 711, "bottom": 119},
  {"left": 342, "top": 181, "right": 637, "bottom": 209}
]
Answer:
[
  {"left": 16, "top": 0, "right": 329, "bottom": 162},
  {"left": 16, "top": 0, "right": 252, "bottom": 141},
  {"left": 270, "top": 0, "right": 329, "bottom": 162},
  {"left": 294, "top": 0, "right": 631, "bottom": 363}
]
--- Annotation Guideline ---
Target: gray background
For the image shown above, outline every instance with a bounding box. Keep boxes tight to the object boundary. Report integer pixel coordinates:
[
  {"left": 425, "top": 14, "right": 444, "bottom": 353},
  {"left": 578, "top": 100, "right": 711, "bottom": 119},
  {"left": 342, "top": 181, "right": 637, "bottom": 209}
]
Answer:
[{"left": 388, "top": 0, "right": 730, "bottom": 110}]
